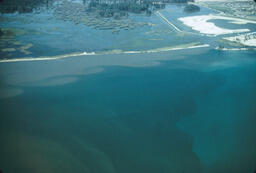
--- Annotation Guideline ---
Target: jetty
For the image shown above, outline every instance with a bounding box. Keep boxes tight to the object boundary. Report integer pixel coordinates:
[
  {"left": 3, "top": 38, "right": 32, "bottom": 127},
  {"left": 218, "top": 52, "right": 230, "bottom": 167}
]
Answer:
[{"left": 156, "top": 11, "right": 181, "bottom": 32}]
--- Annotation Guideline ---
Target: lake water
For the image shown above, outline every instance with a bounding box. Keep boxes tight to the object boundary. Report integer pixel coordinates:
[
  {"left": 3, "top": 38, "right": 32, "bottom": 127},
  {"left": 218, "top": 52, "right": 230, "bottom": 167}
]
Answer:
[{"left": 0, "top": 1, "right": 256, "bottom": 173}]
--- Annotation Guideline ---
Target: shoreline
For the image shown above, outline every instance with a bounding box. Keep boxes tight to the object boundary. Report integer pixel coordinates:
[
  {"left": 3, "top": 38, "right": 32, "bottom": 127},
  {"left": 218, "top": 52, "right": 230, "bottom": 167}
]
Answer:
[
  {"left": 223, "top": 32, "right": 256, "bottom": 47},
  {"left": 215, "top": 47, "right": 256, "bottom": 51},
  {"left": 0, "top": 44, "right": 209, "bottom": 63},
  {"left": 194, "top": 0, "right": 256, "bottom": 22},
  {"left": 178, "top": 14, "right": 256, "bottom": 36}
]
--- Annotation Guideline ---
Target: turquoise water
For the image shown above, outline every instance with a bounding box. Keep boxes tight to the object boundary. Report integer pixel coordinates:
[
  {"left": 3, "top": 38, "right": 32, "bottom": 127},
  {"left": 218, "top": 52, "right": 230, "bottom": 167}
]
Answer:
[
  {"left": 0, "top": 49, "right": 256, "bottom": 173},
  {"left": 1, "top": 2, "right": 256, "bottom": 173}
]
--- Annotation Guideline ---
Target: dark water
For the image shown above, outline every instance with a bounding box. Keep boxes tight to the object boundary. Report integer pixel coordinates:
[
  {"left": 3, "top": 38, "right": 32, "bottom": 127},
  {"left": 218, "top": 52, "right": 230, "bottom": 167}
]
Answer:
[
  {"left": 1, "top": 1, "right": 256, "bottom": 173},
  {"left": 0, "top": 49, "right": 256, "bottom": 173}
]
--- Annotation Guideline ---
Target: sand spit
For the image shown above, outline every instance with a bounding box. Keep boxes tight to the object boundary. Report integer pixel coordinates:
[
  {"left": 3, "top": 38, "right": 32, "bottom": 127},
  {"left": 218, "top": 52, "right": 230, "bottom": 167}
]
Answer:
[
  {"left": 0, "top": 52, "right": 96, "bottom": 63},
  {"left": 216, "top": 47, "right": 256, "bottom": 51},
  {"left": 0, "top": 44, "right": 209, "bottom": 63},
  {"left": 178, "top": 14, "right": 256, "bottom": 36}
]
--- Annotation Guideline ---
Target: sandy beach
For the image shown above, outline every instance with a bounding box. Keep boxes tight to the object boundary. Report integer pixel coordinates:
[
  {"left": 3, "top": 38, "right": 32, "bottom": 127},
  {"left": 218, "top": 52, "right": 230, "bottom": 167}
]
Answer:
[
  {"left": 223, "top": 32, "right": 256, "bottom": 47},
  {"left": 0, "top": 43, "right": 209, "bottom": 63},
  {"left": 178, "top": 14, "right": 256, "bottom": 36}
]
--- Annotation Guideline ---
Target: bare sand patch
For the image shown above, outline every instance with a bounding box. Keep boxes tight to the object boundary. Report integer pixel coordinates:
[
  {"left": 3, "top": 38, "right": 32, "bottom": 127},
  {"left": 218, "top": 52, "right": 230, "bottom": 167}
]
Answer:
[{"left": 179, "top": 15, "right": 256, "bottom": 36}]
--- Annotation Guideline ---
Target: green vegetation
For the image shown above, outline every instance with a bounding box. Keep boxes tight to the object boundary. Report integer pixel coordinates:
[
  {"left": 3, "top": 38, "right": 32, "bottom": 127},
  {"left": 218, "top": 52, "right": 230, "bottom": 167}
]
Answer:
[
  {"left": 0, "top": 0, "right": 54, "bottom": 13},
  {"left": 0, "top": 0, "right": 194, "bottom": 14},
  {"left": 87, "top": 0, "right": 163, "bottom": 18},
  {"left": 184, "top": 4, "right": 200, "bottom": 13},
  {"left": 87, "top": 0, "right": 193, "bottom": 18},
  {"left": 0, "top": 29, "right": 3, "bottom": 37}
]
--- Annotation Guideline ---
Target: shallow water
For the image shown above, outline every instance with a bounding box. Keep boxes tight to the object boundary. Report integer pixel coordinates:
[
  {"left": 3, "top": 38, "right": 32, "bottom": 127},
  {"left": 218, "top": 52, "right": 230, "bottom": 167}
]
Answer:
[
  {"left": 0, "top": 48, "right": 256, "bottom": 173},
  {"left": 1, "top": 1, "right": 256, "bottom": 173},
  {"left": 0, "top": 3, "right": 212, "bottom": 60}
]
